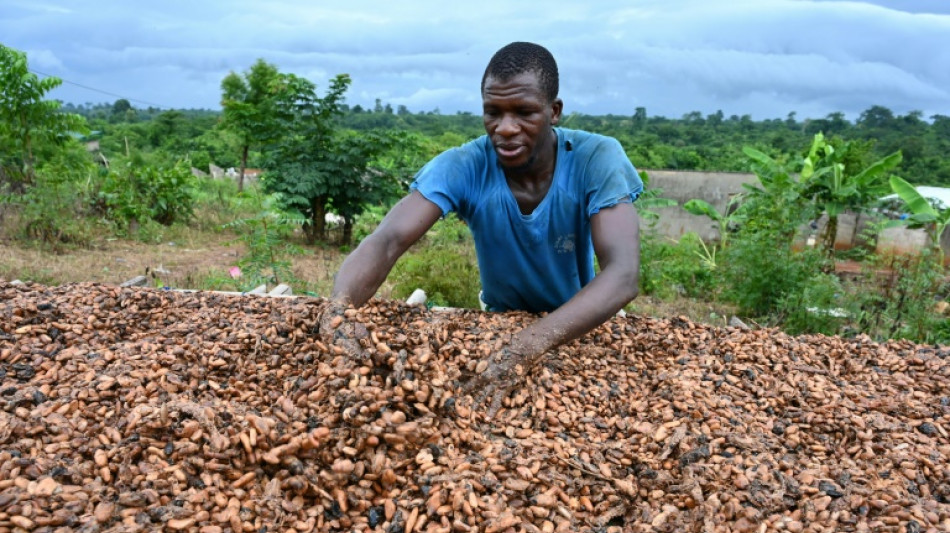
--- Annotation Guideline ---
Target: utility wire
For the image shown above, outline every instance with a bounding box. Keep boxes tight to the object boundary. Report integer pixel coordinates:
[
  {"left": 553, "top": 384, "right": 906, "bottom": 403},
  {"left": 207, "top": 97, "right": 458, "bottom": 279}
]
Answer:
[{"left": 29, "top": 68, "right": 172, "bottom": 109}]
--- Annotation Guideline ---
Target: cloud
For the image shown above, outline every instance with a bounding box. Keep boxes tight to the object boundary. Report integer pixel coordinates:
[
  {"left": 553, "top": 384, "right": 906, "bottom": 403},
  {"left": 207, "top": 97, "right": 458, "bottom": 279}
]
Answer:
[{"left": 1, "top": 0, "right": 947, "bottom": 119}]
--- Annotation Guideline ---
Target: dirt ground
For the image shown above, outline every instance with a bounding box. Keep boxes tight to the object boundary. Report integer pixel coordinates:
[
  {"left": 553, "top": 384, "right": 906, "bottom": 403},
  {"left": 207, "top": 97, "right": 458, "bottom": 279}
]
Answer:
[
  {"left": 0, "top": 235, "right": 346, "bottom": 297},
  {"left": 0, "top": 232, "right": 731, "bottom": 323}
]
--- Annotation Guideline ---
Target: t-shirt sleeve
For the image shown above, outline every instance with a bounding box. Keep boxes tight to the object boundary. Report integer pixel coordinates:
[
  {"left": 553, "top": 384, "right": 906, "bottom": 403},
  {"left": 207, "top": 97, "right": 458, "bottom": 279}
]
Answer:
[
  {"left": 584, "top": 137, "right": 644, "bottom": 217},
  {"left": 408, "top": 147, "right": 472, "bottom": 217}
]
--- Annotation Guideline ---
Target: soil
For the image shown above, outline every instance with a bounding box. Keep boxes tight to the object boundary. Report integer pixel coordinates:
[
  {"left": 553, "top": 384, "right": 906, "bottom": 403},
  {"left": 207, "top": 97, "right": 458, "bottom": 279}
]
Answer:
[{"left": 0, "top": 235, "right": 345, "bottom": 297}]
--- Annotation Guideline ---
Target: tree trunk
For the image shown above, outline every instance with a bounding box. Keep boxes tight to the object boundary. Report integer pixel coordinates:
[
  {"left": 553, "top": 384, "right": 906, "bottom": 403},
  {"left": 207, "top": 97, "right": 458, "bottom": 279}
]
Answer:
[
  {"left": 343, "top": 216, "right": 353, "bottom": 246},
  {"left": 822, "top": 215, "right": 838, "bottom": 253},
  {"left": 23, "top": 128, "right": 34, "bottom": 186},
  {"left": 238, "top": 145, "right": 248, "bottom": 192},
  {"left": 308, "top": 196, "right": 327, "bottom": 244},
  {"left": 850, "top": 212, "right": 861, "bottom": 249}
]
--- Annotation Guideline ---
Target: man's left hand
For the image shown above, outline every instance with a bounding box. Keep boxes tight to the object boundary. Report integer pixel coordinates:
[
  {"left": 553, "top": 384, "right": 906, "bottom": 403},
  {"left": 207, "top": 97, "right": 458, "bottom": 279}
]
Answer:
[
  {"left": 318, "top": 301, "right": 369, "bottom": 360},
  {"left": 459, "top": 345, "right": 544, "bottom": 419}
]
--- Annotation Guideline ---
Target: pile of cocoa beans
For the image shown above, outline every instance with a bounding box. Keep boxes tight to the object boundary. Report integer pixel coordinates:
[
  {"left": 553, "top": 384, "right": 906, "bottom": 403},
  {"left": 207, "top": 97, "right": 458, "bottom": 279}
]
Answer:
[{"left": 1, "top": 280, "right": 948, "bottom": 533}]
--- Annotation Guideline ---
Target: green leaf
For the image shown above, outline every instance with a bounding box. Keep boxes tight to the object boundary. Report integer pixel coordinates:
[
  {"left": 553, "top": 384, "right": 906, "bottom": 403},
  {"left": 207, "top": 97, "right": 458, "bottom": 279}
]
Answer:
[
  {"left": 889, "top": 175, "right": 937, "bottom": 218},
  {"left": 683, "top": 199, "right": 723, "bottom": 221}
]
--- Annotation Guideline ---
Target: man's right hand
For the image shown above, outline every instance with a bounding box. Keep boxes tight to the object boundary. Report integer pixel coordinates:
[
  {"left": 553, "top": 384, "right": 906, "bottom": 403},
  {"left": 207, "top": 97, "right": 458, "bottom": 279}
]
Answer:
[{"left": 318, "top": 300, "right": 369, "bottom": 360}]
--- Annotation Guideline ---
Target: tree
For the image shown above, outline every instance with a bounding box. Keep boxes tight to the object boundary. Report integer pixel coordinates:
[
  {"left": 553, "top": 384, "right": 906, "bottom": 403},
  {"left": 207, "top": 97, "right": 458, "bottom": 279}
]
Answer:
[
  {"left": 798, "top": 134, "right": 901, "bottom": 252},
  {"left": 0, "top": 44, "right": 86, "bottom": 187},
  {"left": 220, "top": 59, "right": 284, "bottom": 191},
  {"left": 857, "top": 105, "right": 895, "bottom": 130},
  {"left": 261, "top": 74, "right": 357, "bottom": 241},
  {"left": 262, "top": 73, "right": 412, "bottom": 245},
  {"left": 111, "top": 98, "right": 132, "bottom": 116}
]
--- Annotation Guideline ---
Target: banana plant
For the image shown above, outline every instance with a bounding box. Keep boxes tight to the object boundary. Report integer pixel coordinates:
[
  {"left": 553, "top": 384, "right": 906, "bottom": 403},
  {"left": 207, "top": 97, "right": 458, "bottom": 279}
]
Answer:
[
  {"left": 798, "top": 133, "right": 901, "bottom": 253},
  {"left": 888, "top": 175, "right": 950, "bottom": 258},
  {"left": 683, "top": 195, "right": 744, "bottom": 248}
]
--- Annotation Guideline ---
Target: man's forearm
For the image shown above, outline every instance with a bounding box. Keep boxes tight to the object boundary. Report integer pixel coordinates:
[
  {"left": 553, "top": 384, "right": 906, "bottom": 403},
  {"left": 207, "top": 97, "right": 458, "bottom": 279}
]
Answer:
[
  {"left": 329, "top": 192, "right": 444, "bottom": 308},
  {"left": 331, "top": 234, "right": 401, "bottom": 307},
  {"left": 510, "top": 265, "right": 638, "bottom": 356}
]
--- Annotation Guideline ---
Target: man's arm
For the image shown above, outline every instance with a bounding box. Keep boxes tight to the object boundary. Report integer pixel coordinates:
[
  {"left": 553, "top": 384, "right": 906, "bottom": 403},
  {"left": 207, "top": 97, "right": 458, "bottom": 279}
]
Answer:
[
  {"left": 462, "top": 201, "right": 640, "bottom": 412},
  {"left": 512, "top": 201, "right": 640, "bottom": 354},
  {"left": 332, "top": 191, "right": 444, "bottom": 306}
]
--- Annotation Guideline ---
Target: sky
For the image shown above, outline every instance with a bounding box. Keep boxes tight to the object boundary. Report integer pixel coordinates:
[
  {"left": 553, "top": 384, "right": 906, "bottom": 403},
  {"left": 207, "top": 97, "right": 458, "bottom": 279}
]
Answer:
[{"left": 3, "top": 0, "right": 950, "bottom": 121}]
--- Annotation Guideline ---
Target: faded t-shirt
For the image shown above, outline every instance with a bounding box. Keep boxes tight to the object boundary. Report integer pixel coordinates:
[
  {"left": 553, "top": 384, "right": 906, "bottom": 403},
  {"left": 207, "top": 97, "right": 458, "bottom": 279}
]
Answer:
[{"left": 410, "top": 127, "right": 642, "bottom": 313}]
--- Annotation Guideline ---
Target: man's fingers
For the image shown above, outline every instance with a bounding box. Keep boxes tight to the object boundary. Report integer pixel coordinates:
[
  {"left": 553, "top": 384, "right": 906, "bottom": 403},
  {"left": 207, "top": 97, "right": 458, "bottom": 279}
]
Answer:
[
  {"left": 472, "top": 386, "right": 491, "bottom": 409},
  {"left": 486, "top": 389, "right": 505, "bottom": 420}
]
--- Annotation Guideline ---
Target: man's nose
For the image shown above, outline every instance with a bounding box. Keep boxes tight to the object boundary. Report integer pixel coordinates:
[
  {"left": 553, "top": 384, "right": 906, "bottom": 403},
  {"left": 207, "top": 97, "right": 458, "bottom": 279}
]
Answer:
[{"left": 496, "top": 113, "right": 520, "bottom": 135}]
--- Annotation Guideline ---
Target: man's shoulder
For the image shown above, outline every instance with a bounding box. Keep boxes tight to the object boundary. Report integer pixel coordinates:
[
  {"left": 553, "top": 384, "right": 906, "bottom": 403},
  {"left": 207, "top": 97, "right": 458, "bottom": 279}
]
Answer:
[
  {"left": 559, "top": 128, "right": 622, "bottom": 154},
  {"left": 448, "top": 134, "right": 493, "bottom": 160},
  {"left": 420, "top": 135, "right": 492, "bottom": 176}
]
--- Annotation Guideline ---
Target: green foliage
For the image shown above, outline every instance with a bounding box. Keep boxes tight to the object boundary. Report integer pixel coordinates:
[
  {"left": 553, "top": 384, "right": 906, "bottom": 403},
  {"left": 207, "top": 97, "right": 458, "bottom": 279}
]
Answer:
[
  {"left": 389, "top": 215, "right": 480, "bottom": 308},
  {"left": 888, "top": 175, "right": 950, "bottom": 254},
  {"left": 262, "top": 73, "right": 411, "bottom": 245},
  {"left": 634, "top": 171, "right": 677, "bottom": 225},
  {"left": 842, "top": 251, "right": 949, "bottom": 344},
  {"left": 224, "top": 192, "right": 304, "bottom": 291},
  {"left": 638, "top": 232, "right": 716, "bottom": 300},
  {"left": 718, "top": 228, "right": 832, "bottom": 318},
  {"left": 0, "top": 44, "right": 87, "bottom": 185},
  {"left": 777, "top": 272, "right": 846, "bottom": 336},
  {"left": 683, "top": 195, "right": 744, "bottom": 247},
  {"left": 220, "top": 59, "right": 293, "bottom": 190},
  {"left": 93, "top": 161, "right": 195, "bottom": 227},
  {"left": 14, "top": 173, "right": 95, "bottom": 248},
  {"left": 351, "top": 204, "right": 388, "bottom": 245},
  {"left": 190, "top": 175, "right": 245, "bottom": 231},
  {"left": 797, "top": 133, "right": 902, "bottom": 252}
]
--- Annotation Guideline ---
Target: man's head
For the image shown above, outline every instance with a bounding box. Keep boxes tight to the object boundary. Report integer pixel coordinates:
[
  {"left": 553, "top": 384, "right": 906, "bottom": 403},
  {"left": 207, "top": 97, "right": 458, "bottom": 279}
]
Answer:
[
  {"left": 481, "top": 42, "right": 563, "bottom": 173},
  {"left": 481, "top": 42, "right": 559, "bottom": 104}
]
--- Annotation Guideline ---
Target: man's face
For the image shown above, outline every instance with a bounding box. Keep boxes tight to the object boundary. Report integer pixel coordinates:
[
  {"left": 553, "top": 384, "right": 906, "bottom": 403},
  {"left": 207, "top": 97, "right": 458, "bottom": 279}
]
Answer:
[{"left": 482, "top": 71, "right": 563, "bottom": 172}]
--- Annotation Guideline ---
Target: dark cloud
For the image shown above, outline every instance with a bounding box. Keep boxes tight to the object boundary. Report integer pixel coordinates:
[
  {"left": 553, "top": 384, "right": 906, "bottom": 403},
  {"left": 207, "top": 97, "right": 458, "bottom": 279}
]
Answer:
[{"left": 1, "top": 0, "right": 947, "bottom": 119}]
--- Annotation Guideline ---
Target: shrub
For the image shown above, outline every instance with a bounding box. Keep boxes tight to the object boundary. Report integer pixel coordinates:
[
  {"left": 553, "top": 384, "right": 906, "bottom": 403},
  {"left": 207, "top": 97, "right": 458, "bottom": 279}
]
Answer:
[
  {"left": 224, "top": 192, "right": 304, "bottom": 292},
  {"left": 390, "top": 214, "right": 480, "bottom": 309},
  {"left": 15, "top": 174, "right": 95, "bottom": 249},
  {"left": 842, "top": 251, "right": 950, "bottom": 344},
  {"left": 93, "top": 161, "right": 195, "bottom": 227},
  {"left": 778, "top": 272, "right": 846, "bottom": 336},
  {"left": 639, "top": 231, "right": 716, "bottom": 300},
  {"left": 717, "top": 228, "right": 831, "bottom": 319}
]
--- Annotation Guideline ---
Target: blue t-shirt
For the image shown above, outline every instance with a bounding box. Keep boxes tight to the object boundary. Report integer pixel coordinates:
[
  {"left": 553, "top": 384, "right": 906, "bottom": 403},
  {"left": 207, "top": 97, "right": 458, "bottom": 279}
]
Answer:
[{"left": 410, "top": 127, "right": 642, "bottom": 313}]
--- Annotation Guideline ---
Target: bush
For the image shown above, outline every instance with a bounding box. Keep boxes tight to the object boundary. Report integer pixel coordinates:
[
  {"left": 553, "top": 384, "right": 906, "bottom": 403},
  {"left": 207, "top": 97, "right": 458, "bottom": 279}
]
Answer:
[
  {"left": 842, "top": 251, "right": 950, "bottom": 344},
  {"left": 14, "top": 174, "right": 95, "bottom": 248},
  {"left": 639, "top": 231, "right": 716, "bottom": 300},
  {"left": 191, "top": 176, "right": 245, "bottom": 231},
  {"left": 390, "top": 214, "right": 480, "bottom": 308},
  {"left": 93, "top": 161, "right": 195, "bottom": 227},
  {"left": 224, "top": 192, "right": 304, "bottom": 292},
  {"left": 717, "top": 228, "right": 831, "bottom": 319},
  {"left": 778, "top": 272, "right": 846, "bottom": 336}
]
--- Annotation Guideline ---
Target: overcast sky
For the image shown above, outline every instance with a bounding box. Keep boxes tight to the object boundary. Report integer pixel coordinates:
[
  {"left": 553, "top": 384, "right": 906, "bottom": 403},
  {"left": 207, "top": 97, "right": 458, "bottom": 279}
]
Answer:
[{"left": 3, "top": 0, "right": 949, "bottom": 121}]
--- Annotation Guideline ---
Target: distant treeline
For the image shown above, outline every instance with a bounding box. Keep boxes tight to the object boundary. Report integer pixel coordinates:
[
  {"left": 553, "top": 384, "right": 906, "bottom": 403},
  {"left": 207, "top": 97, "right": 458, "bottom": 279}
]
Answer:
[{"left": 64, "top": 100, "right": 950, "bottom": 186}]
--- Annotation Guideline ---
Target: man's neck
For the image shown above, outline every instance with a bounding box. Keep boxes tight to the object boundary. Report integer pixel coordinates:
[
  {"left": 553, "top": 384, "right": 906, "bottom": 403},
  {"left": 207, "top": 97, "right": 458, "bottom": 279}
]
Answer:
[
  {"left": 504, "top": 134, "right": 558, "bottom": 188},
  {"left": 505, "top": 134, "right": 559, "bottom": 214}
]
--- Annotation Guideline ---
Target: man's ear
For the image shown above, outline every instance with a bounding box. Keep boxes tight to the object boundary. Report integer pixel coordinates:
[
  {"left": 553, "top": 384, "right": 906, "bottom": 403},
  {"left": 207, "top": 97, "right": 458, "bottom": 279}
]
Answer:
[{"left": 550, "top": 98, "right": 564, "bottom": 125}]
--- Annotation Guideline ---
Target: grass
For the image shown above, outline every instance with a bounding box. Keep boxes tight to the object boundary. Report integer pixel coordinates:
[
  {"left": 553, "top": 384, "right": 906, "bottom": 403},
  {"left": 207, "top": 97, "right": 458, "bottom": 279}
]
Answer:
[
  {"left": 0, "top": 212, "right": 347, "bottom": 298},
  {"left": 1, "top": 204, "right": 737, "bottom": 325}
]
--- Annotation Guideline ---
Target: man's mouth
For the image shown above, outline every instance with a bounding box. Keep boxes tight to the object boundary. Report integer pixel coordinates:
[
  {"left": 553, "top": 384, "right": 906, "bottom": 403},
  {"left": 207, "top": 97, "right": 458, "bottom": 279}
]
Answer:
[{"left": 495, "top": 144, "right": 526, "bottom": 159}]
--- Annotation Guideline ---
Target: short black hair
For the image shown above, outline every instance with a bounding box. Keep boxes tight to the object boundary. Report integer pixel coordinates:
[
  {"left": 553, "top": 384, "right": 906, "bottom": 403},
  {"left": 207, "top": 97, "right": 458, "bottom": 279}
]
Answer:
[{"left": 481, "top": 42, "right": 559, "bottom": 103}]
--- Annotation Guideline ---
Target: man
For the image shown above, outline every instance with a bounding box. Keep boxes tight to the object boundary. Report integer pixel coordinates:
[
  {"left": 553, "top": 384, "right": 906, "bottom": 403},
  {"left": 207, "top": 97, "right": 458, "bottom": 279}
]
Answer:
[{"left": 322, "top": 42, "right": 642, "bottom": 414}]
